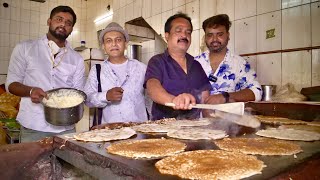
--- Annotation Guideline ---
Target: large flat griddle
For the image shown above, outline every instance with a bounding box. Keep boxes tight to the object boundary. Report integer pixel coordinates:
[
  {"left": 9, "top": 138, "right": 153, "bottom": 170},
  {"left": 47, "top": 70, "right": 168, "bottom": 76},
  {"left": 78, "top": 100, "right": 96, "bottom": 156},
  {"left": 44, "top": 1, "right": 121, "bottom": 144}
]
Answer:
[{"left": 53, "top": 102, "right": 320, "bottom": 180}]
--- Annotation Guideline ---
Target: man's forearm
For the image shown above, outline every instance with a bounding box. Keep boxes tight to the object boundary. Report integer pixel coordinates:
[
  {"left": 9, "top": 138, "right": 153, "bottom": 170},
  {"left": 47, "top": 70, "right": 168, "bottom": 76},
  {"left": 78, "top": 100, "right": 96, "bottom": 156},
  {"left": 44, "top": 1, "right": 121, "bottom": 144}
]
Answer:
[
  {"left": 8, "top": 82, "right": 33, "bottom": 97},
  {"left": 229, "top": 88, "right": 255, "bottom": 102},
  {"left": 146, "top": 79, "right": 175, "bottom": 105}
]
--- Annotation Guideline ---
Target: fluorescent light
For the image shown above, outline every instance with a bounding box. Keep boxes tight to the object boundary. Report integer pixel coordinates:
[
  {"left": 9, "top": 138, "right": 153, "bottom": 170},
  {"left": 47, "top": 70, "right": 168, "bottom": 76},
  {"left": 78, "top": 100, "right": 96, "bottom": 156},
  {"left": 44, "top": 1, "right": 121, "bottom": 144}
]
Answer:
[{"left": 94, "top": 12, "right": 113, "bottom": 24}]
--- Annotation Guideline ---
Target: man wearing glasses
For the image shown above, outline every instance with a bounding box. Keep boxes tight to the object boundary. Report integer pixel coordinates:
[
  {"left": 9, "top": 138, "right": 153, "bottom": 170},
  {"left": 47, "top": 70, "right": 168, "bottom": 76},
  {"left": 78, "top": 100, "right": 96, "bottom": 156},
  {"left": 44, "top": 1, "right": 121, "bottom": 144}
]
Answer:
[
  {"left": 6, "top": 6, "right": 85, "bottom": 142},
  {"left": 84, "top": 22, "right": 148, "bottom": 125}
]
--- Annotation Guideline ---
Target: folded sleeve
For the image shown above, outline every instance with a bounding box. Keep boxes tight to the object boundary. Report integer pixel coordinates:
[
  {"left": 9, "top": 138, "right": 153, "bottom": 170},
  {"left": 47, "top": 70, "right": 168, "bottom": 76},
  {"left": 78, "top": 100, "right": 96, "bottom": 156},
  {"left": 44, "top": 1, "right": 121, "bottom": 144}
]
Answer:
[{"left": 236, "top": 59, "right": 262, "bottom": 101}]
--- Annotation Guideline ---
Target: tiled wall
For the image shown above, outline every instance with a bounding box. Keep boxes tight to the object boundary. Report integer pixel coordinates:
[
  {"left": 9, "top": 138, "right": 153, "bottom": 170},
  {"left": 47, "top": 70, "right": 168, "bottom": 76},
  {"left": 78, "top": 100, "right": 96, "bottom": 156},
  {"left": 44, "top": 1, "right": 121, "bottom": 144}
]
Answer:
[
  {"left": 0, "top": 0, "right": 90, "bottom": 84},
  {"left": 1, "top": 0, "right": 319, "bottom": 92},
  {"left": 110, "top": 0, "right": 320, "bottom": 92}
]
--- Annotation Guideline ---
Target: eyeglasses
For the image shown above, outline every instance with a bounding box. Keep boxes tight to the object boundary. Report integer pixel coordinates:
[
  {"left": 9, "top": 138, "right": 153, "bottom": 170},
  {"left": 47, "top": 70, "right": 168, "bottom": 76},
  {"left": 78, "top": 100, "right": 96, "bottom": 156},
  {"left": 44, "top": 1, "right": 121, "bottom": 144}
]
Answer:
[{"left": 52, "top": 16, "right": 73, "bottom": 27}]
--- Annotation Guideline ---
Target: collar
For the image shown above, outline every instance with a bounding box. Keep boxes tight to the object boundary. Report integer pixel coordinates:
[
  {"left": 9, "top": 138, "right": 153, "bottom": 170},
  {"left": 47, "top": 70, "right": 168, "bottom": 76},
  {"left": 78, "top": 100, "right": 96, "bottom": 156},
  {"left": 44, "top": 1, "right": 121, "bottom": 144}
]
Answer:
[
  {"left": 164, "top": 49, "right": 194, "bottom": 62},
  {"left": 105, "top": 57, "right": 134, "bottom": 65},
  {"left": 41, "top": 35, "right": 71, "bottom": 49},
  {"left": 206, "top": 48, "right": 231, "bottom": 63}
]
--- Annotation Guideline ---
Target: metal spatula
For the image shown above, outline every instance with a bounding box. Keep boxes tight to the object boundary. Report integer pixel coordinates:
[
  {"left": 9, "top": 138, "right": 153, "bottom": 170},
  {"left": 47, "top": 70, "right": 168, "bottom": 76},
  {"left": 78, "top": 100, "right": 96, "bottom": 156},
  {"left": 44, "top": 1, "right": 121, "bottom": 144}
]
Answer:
[{"left": 164, "top": 102, "right": 245, "bottom": 116}]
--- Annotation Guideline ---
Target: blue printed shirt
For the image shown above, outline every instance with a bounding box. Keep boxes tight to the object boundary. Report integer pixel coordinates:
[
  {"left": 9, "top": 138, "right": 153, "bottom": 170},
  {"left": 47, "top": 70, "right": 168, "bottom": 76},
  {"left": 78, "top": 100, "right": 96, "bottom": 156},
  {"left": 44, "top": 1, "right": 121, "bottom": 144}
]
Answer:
[{"left": 195, "top": 50, "right": 262, "bottom": 101}]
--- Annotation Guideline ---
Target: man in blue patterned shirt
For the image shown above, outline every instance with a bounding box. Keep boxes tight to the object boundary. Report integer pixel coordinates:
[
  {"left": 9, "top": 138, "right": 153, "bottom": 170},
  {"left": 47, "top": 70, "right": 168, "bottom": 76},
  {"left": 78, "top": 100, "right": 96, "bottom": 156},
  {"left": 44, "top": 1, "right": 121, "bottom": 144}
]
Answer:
[{"left": 195, "top": 14, "right": 262, "bottom": 104}]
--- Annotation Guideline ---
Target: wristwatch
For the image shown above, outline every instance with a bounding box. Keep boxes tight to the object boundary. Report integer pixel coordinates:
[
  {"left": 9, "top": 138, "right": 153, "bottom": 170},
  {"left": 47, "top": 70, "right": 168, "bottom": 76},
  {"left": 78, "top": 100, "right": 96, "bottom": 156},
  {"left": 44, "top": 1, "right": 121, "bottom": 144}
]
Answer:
[{"left": 221, "top": 92, "right": 230, "bottom": 103}]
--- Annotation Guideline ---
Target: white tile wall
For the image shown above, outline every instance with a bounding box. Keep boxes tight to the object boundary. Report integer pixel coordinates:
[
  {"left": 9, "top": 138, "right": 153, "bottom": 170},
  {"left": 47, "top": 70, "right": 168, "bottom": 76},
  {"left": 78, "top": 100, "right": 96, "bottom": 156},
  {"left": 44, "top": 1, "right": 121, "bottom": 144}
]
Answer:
[
  {"left": 173, "top": 0, "right": 186, "bottom": 8},
  {"left": 151, "top": 13, "right": 162, "bottom": 35},
  {"left": 0, "top": 75, "right": 7, "bottom": 84},
  {"left": 257, "top": 0, "right": 281, "bottom": 14},
  {"left": 20, "top": 9, "right": 31, "bottom": 23},
  {"left": 0, "top": 19, "right": 10, "bottom": 33},
  {"left": 186, "top": 0, "right": 200, "bottom": 30},
  {"left": 0, "top": 4, "right": 11, "bottom": 19},
  {"left": 11, "top": 0, "right": 21, "bottom": 8},
  {"left": 173, "top": 4, "right": 186, "bottom": 14},
  {"left": 152, "top": 0, "right": 162, "bottom": 16},
  {"left": 142, "top": 0, "right": 152, "bottom": 18},
  {"left": 10, "top": 7, "right": 21, "bottom": 21},
  {"left": 30, "top": 11, "right": 40, "bottom": 24},
  {"left": 133, "top": 0, "right": 142, "bottom": 19},
  {"left": 235, "top": 16, "right": 257, "bottom": 55},
  {"left": 257, "top": 11, "right": 281, "bottom": 52},
  {"left": 228, "top": 22, "right": 235, "bottom": 54},
  {"left": 312, "top": 49, "right": 320, "bottom": 86},
  {"left": 282, "top": 4, "right": 311, "bottom": 49},
  {"left": 125, "top": 3, "right": 133, "bottom": 22},
  {"left": 311, "top": 2, "right": 320, "bottom": 46},
  {"left": 282, "top": 0, "right": 310, "bottom": 9},
  {"left": 162, "top": 0, "right": 173, "bottom": 12},
  {"left": 0, "top": 0, "right": 318, "bottom": 91},
  {"left": 235, "top": 0, "right": 257, "bottom": 20},
  {"left": 0, "top": 33, "right": 9, "bottom": 47},
  {"left": 9, "top": 20, "right": 20, "bottom": 34},
  {"left": 21, "top": 0, "right": 31, "bottom": 10},
  {"left": 282, "top": 51, "right": 312, "bottom": 91},
  {"left": 199, "top": 29, "right": 206, "bottom": 52},
  {"left": 20, "top": 22, "right": 30, "bottom": 36},
  {"left": 257, "top": 53, "right": 282, "bottom": 89},
  {"left": 216, "top": 0, "right": 235, "bottom": 21},
  {"left": 188, "top": 29, "right": 200, "bottom": 56},
  {"left": 161, "top": 10, "right": 173, "bottom": 37},
  {"left": 200, "top": 0, "right": 216, "bottom": 28}
]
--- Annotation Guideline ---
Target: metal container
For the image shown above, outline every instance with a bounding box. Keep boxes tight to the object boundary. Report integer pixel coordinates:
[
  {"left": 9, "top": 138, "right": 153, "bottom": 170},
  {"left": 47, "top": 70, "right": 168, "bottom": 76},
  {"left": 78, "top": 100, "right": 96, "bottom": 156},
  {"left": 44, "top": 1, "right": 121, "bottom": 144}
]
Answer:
[
  {"left": 42, "top": 88, "right": 87, "bottom": 126},
  {"left": 126, "top": 44, "right": 142, "bottom": 61},
  {"left": 261, "top": 85, "right": 276, "bottom": 101}
]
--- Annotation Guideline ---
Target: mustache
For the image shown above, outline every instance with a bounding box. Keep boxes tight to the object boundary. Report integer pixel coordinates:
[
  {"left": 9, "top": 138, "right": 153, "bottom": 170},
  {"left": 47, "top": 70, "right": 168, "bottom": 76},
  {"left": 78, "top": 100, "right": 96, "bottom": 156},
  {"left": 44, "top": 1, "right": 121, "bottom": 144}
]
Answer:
[{"left": 178, "top": 38, "right": 189, "bottom": 43}]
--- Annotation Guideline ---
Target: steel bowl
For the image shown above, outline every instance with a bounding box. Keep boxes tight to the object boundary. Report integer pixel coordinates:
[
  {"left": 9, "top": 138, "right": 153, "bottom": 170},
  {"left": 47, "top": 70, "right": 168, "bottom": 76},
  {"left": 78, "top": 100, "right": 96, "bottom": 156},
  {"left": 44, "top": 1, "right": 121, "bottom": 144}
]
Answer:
[
  {"left": 261, "top": 85, "right": 276, "bottom": 101},
  {"left": 42, "top": 88, "right": 87, "bottom": 126}
]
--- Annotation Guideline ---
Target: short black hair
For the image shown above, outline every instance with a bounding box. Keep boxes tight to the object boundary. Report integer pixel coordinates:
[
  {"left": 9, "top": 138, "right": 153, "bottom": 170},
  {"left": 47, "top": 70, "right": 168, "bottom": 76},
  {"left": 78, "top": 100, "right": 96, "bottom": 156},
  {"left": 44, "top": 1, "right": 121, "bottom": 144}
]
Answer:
[
  {"left": 164, "top": 12, "right": 193, "bottom": 33},
  {"left": 202, "top": 14, "right": 231, "bottom": 32},
  {"left": 50, "top": 6, "right": 77, "bottom": 26}
]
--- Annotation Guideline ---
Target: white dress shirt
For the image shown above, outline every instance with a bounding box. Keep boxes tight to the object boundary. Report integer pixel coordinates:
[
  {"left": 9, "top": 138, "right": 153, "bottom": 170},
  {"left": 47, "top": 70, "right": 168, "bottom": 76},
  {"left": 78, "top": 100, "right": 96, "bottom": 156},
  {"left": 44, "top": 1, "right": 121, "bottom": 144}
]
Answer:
[
  {"left": 6, "top": 35, "right": 86, "bottom": 133},
  {"left": 84, "top": 58, "right": 148, "bottom": 124}
]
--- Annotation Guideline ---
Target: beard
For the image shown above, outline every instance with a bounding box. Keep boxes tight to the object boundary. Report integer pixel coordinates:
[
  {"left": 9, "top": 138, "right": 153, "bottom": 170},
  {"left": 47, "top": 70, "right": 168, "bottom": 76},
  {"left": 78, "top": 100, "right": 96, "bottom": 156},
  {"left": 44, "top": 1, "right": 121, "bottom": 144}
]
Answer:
[
  {"left": 206, "top": 40, "right": 228, "bottom": 53},
  {"left": 49, "top": 26, "right": 70, "bottom": 41}
]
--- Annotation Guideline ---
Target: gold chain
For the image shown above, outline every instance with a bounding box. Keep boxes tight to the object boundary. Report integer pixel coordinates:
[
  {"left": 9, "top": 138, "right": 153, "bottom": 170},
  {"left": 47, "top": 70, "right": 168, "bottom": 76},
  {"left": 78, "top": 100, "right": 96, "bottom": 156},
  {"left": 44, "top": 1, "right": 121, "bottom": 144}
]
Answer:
[{"left": 48, "top": 45, "right": 67, "bottom": 68}]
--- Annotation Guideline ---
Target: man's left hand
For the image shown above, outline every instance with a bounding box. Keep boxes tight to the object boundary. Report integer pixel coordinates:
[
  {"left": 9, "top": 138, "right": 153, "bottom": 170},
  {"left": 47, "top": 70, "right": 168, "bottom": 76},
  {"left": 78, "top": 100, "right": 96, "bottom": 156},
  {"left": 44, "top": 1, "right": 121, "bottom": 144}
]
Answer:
[{"left": 205, "top": 94, "right": 228, "bottom": 104}]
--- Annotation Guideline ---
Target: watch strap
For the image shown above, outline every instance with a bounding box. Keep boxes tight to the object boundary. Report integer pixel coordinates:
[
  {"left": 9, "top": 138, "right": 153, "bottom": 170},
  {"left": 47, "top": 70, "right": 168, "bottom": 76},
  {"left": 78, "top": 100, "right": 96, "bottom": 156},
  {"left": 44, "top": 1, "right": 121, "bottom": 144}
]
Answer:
[{"left": 221, "top": 91, "right": 230, "bottom": 103}]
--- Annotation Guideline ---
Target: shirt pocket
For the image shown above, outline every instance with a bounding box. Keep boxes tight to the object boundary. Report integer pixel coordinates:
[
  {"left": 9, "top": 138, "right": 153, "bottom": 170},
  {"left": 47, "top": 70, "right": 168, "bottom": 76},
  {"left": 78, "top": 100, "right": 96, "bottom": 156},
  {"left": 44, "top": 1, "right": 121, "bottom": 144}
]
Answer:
[
  {"left": 55, "top": 63, "right": 77, "bottom": 86},
  {"left": 162, "top": 78, "right": 187, "bottom": 96}
]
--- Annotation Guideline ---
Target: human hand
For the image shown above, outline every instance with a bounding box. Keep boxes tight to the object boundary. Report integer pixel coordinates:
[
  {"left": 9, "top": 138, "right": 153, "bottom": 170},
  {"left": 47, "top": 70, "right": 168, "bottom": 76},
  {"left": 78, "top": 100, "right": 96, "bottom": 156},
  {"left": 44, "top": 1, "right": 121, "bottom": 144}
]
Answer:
[
  {"left": 171, "top": 93, "right": 196, "bottom": 110},
  {"left": 204, "top": 94, "right": 226, "bottom": 104},
  {"left": 205, "top": 94, "right": 235, "bottom": 104},
  {"left": 106, "top": 87, "right": 124, "bottom": 102},
  {"left": 30, "top": 87, "right": 47, "bottom": 103}
]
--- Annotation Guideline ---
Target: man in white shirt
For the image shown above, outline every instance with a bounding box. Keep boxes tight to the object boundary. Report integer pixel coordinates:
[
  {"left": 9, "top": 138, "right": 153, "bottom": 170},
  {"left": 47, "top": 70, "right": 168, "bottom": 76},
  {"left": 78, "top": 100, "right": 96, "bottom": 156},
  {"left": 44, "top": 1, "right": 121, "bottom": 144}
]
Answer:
[
  {"left": 84, "top": 22, "right": 148, "bottom": 125},
  {"left": 195, "top": 14, "right": 262, "bottom": 104},
  {"left": 6, "top": 6, "right": 85, "bottom": 142}
]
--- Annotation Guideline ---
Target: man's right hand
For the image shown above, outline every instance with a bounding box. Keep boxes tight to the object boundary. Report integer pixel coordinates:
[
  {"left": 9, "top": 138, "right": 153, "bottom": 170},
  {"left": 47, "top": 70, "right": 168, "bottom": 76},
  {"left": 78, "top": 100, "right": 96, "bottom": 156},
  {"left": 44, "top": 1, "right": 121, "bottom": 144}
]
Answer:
[
  {"left": 171, "top": 93, "right": 196, "bottom": 110},
  {"left": 30, "top": 87, "right": 47, "bottom": 103},
  {"left": 106, "top": 87, "right": 124, "bottom": 102}
]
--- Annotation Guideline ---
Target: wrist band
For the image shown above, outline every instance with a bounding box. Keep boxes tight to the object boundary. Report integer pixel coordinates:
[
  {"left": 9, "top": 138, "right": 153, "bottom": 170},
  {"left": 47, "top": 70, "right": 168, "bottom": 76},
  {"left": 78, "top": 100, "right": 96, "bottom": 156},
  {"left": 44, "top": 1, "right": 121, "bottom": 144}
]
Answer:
[
  {"left": 221, "top": 91, "right": 230, "bottom": 103},
  {"left": 29, "top": 87, "right": 34, "bottom": 96}
]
